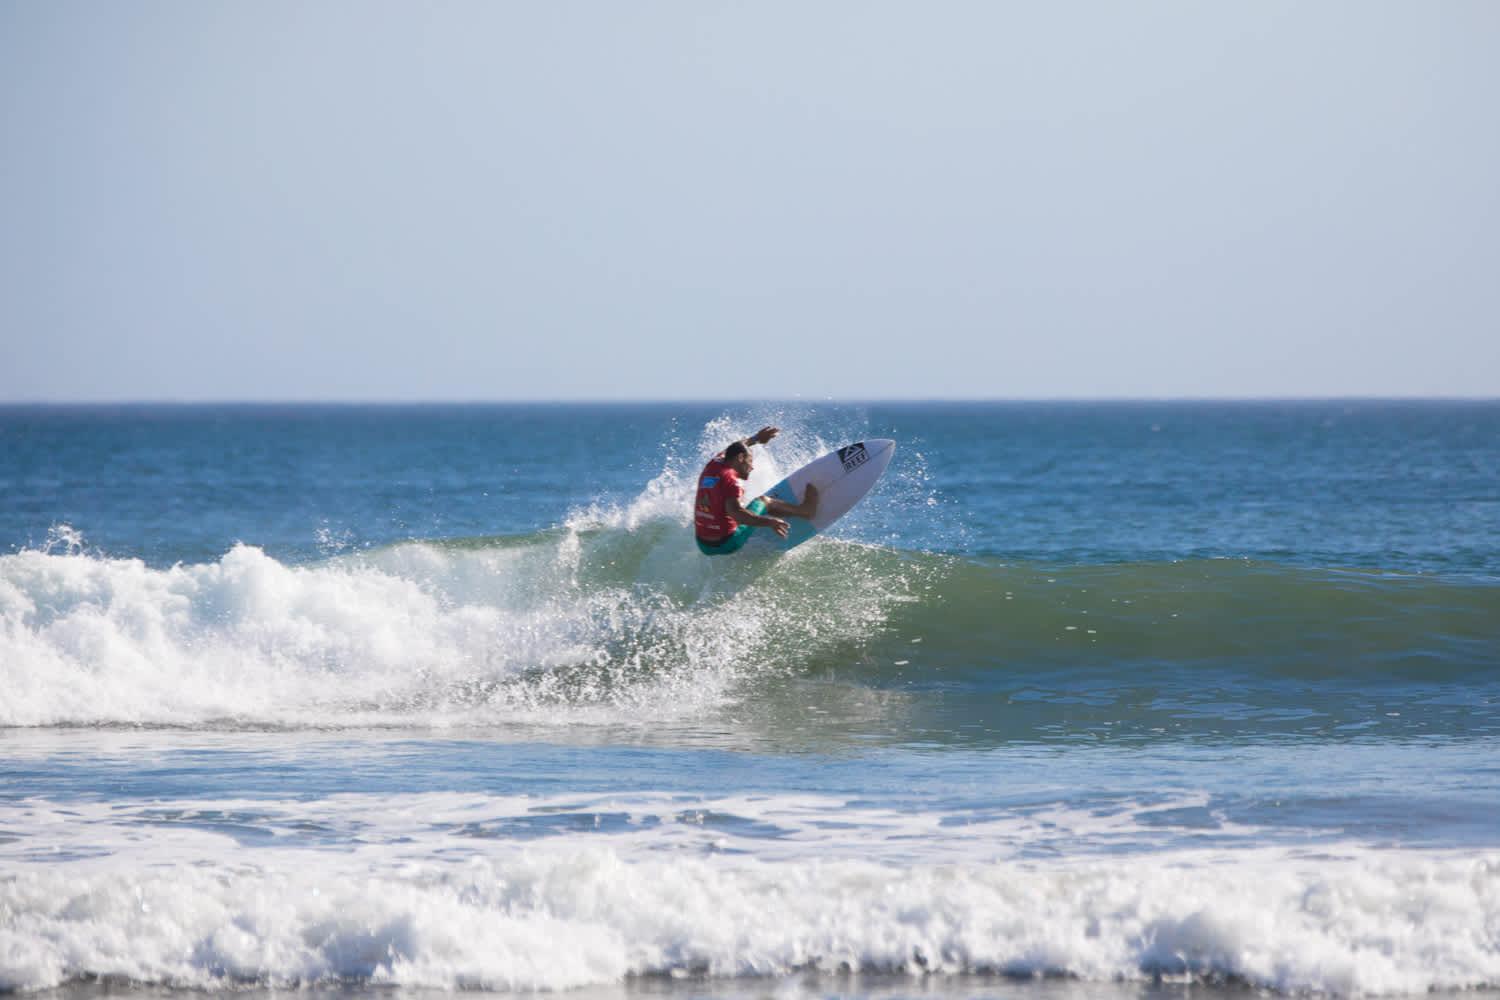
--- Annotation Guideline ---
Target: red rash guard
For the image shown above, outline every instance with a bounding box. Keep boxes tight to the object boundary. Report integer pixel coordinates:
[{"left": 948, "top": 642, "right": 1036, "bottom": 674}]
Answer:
[{"left": 694, "top": 457, "right": 742, "bottom": 541}]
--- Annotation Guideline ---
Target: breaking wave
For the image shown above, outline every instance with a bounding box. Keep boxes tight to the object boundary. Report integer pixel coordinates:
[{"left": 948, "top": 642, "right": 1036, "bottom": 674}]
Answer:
[{"left": 2, "top": 523, "right": 1496, "bottom": 732}]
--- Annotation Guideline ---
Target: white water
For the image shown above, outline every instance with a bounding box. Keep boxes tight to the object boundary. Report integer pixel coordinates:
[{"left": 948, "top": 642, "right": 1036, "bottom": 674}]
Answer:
[
  {"left": 0, "top": 540, "right": 908, "bottom": 731},
  {"left": 3, "top": 793, "right": 1496, "bottom": 995}
]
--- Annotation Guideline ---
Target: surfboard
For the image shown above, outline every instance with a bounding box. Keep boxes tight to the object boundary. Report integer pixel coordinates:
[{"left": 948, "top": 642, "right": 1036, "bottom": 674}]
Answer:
[{"left": 745, "top": 439, "right": 896, "bottom": 552}]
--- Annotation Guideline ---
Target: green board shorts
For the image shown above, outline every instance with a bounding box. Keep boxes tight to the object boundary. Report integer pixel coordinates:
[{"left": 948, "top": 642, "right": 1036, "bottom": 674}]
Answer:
[{"left": 695, "top": 498, "right": 767, "bottom": 557}]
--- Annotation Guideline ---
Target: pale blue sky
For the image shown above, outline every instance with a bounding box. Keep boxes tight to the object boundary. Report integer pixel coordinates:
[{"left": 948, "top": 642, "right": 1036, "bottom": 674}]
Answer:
[{"left": 2, "top": 2, "right": 1497, "bottom": 401}]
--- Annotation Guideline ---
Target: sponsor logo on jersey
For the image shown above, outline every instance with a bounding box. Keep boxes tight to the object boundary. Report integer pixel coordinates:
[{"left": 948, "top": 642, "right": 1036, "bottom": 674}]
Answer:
[
  {"left": 837, "top": 442, "right": 868, "bottom": 473},
  {"left": 700, "top": 477, "right": 719, "bottom": 489}
]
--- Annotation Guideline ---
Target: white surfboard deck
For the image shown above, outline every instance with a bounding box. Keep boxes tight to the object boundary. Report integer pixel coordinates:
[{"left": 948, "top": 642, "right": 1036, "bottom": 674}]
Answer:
[{"left": 743, "top": 439, "right": 896, "bottom": 552}]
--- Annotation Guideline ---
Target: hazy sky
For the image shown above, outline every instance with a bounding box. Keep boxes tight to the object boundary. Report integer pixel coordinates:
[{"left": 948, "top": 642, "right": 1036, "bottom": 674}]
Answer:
[{"left": 2, "top": 2, "right": 1497, "bottom": 401}]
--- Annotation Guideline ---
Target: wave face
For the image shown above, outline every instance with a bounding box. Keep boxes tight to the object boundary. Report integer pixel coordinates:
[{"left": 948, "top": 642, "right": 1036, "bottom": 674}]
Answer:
[{"left": 880, "top": 555, "right": 1500, "bottom": 675}]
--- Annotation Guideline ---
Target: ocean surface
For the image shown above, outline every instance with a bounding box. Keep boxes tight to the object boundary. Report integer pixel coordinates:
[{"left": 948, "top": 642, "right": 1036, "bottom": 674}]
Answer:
[{"left": 2, "top": 401, "right": 1498, "bottom": 998}]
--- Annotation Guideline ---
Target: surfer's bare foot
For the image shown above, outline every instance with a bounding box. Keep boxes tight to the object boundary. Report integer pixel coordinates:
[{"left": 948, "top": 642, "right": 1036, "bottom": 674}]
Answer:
[{"left": 801, "top": 483, "right": 819, "bottom": 519}]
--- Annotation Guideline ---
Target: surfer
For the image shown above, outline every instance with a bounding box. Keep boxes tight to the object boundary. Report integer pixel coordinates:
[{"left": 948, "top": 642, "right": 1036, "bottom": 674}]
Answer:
[{"left": 694, "top": 426, "right": 818, "bottom": 556}]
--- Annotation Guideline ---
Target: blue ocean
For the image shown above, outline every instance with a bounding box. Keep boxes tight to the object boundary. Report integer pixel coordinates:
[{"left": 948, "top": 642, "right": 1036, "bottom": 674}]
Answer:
[{"left": 2, "top": 402, "right": 1498, "bottom": 997}]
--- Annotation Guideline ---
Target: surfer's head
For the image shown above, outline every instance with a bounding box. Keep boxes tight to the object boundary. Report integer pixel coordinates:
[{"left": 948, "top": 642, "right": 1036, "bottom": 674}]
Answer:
[{"left": 724, "top": 441, "right": 753, "bottom": 477}]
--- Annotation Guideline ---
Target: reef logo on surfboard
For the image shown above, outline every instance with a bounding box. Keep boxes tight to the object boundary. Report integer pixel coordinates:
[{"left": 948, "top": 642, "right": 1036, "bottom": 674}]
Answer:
[{"left": 837, "top": 443, "right": 869, "bottom": 473}]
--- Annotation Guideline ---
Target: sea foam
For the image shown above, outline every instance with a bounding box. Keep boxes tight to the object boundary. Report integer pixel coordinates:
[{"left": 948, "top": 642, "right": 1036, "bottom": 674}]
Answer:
[
  {"left": 3, "top": 845, "right": 1496, "bottom": 994},
  {"left": 4, "top": 790, "right": 1496, "bottom": 995}
]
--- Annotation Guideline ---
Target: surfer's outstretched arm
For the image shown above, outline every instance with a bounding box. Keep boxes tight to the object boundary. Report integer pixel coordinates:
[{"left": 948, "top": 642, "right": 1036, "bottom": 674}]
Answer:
[
  {"left": 760, "top": 483, "right": 819, "bottom": 521},
  {"left": 727, "top": 426, "right": 778, "bottom": 452}
]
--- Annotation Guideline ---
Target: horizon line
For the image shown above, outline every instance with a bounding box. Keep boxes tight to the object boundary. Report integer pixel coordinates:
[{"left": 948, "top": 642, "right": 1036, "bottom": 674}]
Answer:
[{"left": 1, "top": 395, "right": 1498, "bottom": 407}]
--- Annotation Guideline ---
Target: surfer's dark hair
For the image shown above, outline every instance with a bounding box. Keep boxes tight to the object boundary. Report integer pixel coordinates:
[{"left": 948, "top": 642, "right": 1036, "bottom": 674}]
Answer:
[{"left": 724, "top": 442, "right": 750, "bottom": 462}]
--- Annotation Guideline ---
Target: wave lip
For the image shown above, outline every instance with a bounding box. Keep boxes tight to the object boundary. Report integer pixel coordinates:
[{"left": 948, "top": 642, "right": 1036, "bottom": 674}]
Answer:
[{"left": 2, "top": 849, "right": 1497, "bottom": 995}]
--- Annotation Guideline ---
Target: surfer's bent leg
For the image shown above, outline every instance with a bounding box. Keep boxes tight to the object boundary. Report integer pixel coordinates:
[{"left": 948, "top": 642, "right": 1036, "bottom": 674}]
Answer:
[{"left": 761, "top": 483, "right": 819, "bottom": 520}]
